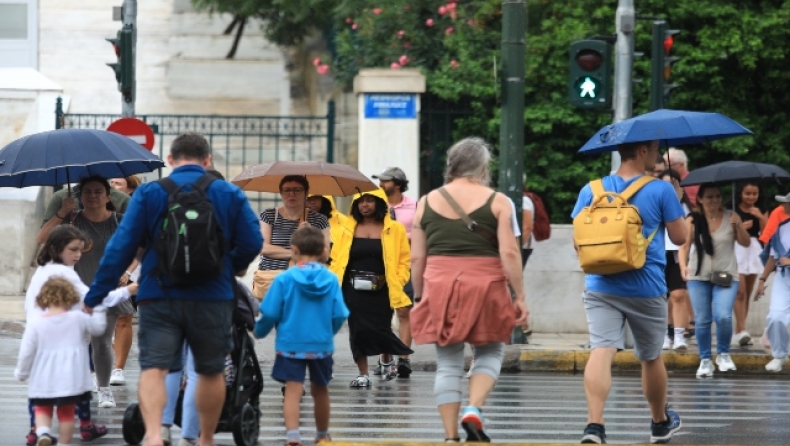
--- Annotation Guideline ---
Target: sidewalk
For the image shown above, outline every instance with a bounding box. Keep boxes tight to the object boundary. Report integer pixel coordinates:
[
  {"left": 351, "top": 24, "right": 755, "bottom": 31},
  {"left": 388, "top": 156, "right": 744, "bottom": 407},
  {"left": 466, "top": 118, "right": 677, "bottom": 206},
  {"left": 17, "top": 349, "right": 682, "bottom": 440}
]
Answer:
[{"left": 0, "top": 293, "right": 780, "bottom": 375}]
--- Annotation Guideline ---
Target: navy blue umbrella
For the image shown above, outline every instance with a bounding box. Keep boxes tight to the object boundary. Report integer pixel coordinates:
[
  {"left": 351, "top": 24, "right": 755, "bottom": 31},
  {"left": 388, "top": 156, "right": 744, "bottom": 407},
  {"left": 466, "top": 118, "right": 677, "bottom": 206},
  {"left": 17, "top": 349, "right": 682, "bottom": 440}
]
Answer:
[
  {"left": 578, "top": 109, "right": 753, "bottom": 155},
  {"left": 0, "top": 128, "right": 165, "bottom": 188}
]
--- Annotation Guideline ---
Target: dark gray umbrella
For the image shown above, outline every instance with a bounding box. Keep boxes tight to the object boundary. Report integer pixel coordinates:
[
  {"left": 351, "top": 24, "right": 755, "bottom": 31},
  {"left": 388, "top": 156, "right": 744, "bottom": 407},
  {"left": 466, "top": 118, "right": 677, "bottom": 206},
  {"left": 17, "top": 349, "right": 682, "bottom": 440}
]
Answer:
[
  {"left": 679, "top": 161, "right": 790, "bottom": 186},
  {"left": 679, "top": 160, "right": 790, "bottom": 208}
]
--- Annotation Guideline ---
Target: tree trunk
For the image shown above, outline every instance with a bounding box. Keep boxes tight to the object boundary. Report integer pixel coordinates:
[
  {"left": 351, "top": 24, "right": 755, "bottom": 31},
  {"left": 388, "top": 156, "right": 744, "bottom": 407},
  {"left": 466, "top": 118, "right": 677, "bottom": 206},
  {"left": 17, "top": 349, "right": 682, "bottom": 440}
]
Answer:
[
  {"left": 226, "top": 16, "right": 247, "bottom": 59},
  {"left": 223, "top": 16, "right": 240, "bottom": 35}
]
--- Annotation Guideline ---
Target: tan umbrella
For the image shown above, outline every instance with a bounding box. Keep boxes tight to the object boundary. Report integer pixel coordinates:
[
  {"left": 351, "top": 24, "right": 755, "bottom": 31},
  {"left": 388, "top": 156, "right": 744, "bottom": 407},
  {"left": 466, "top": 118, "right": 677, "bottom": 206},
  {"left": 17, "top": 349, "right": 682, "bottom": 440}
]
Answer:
[{"left": 231, "top": 161, "right": 378, "bottom": 196}]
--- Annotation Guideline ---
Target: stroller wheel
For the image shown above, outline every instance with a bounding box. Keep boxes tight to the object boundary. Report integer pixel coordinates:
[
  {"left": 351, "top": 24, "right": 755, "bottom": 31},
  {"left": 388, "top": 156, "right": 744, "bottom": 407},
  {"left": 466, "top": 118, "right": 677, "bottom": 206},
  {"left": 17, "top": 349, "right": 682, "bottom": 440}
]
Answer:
[
  {"left": 122, "top": 403, "right": 145, "bottom": 445},
  {"left": 231, "top": 402, "right": 260, "bottom": 446}
]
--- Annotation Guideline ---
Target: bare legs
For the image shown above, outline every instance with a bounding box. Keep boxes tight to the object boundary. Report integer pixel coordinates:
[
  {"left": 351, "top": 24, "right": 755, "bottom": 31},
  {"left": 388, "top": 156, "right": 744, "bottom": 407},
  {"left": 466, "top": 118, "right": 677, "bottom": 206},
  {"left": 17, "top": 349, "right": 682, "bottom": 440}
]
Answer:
[{"left": 735, "top": 274, "right": 757, "bottom": 334}]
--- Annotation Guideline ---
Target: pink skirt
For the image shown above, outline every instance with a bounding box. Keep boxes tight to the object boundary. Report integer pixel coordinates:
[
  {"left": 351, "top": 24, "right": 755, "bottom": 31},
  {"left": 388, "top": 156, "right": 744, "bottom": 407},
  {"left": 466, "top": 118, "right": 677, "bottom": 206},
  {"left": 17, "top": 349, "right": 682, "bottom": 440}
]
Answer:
[{"left": 411, "top": 255, "right": 515, "bottom": 347}]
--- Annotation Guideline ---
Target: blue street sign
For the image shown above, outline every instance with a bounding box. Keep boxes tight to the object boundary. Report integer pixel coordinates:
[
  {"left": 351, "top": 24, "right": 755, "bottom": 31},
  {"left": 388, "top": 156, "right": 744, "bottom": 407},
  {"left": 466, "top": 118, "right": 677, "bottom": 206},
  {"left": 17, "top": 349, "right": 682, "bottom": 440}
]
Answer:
[{"left": 363, "top": 94, "right": 417, "bottom": 119}]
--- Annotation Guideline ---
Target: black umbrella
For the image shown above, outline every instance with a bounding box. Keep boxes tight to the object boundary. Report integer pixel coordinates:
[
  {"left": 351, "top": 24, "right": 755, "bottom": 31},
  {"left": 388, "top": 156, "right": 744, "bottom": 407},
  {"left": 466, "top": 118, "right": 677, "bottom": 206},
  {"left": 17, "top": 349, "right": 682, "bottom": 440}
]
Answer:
[{"left": 680, "top": 160, "right": 790, "bottom": 208}]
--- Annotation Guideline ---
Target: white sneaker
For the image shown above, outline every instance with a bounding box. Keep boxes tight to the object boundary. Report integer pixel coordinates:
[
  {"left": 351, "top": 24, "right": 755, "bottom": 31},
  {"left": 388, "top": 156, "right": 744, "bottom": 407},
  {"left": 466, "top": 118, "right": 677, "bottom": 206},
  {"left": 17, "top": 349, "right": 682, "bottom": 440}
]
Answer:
[
  {"left": 91, "top": 372, "right": 98, "bottom": 393},
  {"left": 696, "top": 359, "right": 714, "bottom": 378},
  {"left": 673, "top": 335, "right": 688, "bottom": 351},
  {"left": 765, "top": 356, "right": 788, "bottom": 372},
  {"left": 110, "top": 368, "right": 126, "bottom": 386},
  {"left": 733, "top": 331, "right": 752, "bottom": 346},
  {"left": 662, "top": 334, "right": 672, "bottom": 350},
  {"left": 98, "top": 387, "right": 116, "bottom": 408},
  {"left": 161, "top": 425, "right": 172, "bottom": 446},
  {"left": 716, "top": 353, "right": 737, "bottom": 372}
]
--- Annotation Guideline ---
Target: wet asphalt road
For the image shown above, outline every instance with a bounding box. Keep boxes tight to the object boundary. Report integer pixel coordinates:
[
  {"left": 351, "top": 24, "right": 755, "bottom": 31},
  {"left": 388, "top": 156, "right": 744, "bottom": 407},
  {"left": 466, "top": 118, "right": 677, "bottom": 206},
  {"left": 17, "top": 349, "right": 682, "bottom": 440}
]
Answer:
[{"left": 1, "top": 333, "right": 789, "bottom": 445}]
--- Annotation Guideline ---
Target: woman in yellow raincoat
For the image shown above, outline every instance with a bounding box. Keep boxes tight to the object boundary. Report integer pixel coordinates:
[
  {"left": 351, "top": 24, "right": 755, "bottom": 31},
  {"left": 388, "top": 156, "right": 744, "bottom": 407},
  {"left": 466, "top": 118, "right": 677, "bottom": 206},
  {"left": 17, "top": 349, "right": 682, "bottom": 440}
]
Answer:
[
  {"left": 329, "top": 188, "right": 413, "bottom": 387},
  {"left": 307, "top": 195, "right": 348, "bottom": 247}
]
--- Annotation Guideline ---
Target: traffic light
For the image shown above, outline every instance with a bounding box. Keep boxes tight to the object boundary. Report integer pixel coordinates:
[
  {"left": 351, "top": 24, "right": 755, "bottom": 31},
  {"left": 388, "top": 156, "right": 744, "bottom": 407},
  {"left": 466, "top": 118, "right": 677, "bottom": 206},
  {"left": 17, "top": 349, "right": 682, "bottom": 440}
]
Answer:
[
  {"left": 650, "top": 20, "right": 680, "bottom": 110},
  {"left": 568, "top": 40, "right": 613, "bottom": 109},
  {"left": 106, "top": 25, "right": 134, "bottom": 102}
]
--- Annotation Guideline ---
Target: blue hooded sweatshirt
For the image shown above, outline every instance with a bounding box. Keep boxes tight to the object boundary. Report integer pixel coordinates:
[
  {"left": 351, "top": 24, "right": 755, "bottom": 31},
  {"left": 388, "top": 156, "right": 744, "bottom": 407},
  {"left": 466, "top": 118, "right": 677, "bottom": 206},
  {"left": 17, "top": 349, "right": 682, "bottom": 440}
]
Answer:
[{"left": 254, "top": 262, "right": 349, "bottom": 354}]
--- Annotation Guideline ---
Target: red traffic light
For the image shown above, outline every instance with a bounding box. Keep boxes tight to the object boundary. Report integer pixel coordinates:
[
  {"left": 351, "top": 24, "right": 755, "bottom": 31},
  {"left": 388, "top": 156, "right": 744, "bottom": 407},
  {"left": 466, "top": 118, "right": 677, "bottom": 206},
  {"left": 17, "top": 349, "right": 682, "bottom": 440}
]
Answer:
[
  {"left": 664, "top": 35, "right": 674, "bottom": 54},
  {"left": 576, "top": 49, "right": 603, "bottom": 71}
]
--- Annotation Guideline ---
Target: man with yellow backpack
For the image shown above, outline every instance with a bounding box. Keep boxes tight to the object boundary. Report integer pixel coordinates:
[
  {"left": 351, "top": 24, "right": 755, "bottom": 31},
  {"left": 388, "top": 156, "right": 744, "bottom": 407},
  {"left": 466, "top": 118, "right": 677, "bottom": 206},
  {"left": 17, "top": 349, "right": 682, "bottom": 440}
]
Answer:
[{"left": 571, "top": 140, "right": 687, "bottom": 445}]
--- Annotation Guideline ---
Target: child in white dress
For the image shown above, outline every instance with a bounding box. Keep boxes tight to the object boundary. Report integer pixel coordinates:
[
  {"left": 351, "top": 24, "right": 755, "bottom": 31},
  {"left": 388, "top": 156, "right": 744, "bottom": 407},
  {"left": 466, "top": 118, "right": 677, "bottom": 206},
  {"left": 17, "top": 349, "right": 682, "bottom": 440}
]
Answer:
[
  {"left": 22, "top": 226, "right": 135, "bottom": 445},
  {"left": 16, "top": 276, "right": 107, "bottom": 445}
]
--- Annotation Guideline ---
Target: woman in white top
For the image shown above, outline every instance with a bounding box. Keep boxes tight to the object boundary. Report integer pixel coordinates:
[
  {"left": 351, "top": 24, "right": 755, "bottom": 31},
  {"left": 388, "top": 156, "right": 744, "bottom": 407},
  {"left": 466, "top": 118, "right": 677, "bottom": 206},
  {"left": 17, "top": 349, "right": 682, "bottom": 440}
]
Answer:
[{"left": 679, "top": 183, "right": 750, "bottom": 378}]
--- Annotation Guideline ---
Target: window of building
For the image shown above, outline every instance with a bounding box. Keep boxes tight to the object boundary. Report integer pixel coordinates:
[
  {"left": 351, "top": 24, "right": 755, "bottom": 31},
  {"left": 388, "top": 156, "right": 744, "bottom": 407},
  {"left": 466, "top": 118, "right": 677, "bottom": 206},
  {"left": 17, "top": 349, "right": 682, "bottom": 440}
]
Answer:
[{"left": 0, "top": 3, "right": 27, "bottom": 39}]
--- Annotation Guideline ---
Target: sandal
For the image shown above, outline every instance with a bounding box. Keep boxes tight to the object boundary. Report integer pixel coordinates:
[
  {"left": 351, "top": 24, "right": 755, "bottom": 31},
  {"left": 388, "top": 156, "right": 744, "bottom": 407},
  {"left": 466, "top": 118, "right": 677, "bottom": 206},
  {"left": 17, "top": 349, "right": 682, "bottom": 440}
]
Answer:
[
  {"left": 350, "top": 374, "right": 371, "bottom": 388},
  {"left": 315, "top": 435, "right": 332, "bottom": 443},
  {"left": 80, "top": 423, "right": 108, "bottom": 441}
]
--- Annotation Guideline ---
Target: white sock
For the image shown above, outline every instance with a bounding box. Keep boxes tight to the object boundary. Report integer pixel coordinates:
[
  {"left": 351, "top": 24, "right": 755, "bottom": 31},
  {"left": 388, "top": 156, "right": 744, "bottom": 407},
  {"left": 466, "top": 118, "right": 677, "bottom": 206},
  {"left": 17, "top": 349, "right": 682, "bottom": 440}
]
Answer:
[
  {"left": 35, "top": 426, "right": 50, "bottom": 437},
  {"left": 674, "top": 328, "right": 685, "bottom": 337}
]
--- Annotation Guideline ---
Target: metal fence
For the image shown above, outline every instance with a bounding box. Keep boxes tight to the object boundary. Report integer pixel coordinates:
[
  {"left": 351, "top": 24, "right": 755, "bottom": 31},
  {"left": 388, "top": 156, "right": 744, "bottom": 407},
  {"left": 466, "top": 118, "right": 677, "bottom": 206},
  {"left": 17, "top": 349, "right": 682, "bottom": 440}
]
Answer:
[{"left": 56, "top": 99, "right": 336, "bottom": 213}]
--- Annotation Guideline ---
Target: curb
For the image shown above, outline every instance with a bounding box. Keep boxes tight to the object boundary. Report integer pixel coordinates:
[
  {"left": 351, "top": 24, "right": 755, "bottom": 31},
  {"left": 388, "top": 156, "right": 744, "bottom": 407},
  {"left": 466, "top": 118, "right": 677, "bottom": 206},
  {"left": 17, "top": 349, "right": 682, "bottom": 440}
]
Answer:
[{"left": 518, "top": 349, "right": 785, "bottom": 374}]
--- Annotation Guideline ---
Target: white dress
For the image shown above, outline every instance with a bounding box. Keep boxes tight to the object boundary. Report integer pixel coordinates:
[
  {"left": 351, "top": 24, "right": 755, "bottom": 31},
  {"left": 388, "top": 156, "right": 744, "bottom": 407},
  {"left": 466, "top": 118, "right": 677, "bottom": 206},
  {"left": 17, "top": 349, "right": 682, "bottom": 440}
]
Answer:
[{"left": 15, "top": 309, "right": 107, "bottom": 399}]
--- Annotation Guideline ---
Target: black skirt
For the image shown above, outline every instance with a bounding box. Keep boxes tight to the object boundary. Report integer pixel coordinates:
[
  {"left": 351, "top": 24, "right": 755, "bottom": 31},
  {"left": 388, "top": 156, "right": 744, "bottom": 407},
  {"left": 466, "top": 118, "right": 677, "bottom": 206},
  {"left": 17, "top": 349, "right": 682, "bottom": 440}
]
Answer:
[{"left": 343, "top": 238, "right": 413, "bottom": 361}]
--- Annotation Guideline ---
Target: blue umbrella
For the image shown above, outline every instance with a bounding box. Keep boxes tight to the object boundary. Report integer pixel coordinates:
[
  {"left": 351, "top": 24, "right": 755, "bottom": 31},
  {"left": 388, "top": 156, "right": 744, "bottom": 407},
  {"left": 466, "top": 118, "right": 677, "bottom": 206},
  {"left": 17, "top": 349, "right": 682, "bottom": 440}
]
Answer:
[
  {"left": 0, "top": 128, "right": 165, "bottom": 188},
  {"left": 578, "top": 109, "right": 753, "bottom": 155}
]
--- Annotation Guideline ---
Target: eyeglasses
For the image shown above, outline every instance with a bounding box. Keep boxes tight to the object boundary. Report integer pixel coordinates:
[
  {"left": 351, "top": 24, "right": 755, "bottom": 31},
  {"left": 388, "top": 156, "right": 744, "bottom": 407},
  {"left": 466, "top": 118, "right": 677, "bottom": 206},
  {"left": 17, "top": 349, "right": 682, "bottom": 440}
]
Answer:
[
  {"left": 281, "top": 187, "right": 305, "bottom": 195},
  {"left": 702, "top": 194, "right": 722, "bottom": 200}
]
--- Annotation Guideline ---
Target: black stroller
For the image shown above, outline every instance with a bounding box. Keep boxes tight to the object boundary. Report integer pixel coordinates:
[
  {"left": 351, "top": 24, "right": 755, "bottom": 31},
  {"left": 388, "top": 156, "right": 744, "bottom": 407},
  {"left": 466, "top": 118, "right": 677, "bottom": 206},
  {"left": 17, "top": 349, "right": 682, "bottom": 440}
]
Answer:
[{"left": 123, "top": 281, "right": 264, "bottom": 446}]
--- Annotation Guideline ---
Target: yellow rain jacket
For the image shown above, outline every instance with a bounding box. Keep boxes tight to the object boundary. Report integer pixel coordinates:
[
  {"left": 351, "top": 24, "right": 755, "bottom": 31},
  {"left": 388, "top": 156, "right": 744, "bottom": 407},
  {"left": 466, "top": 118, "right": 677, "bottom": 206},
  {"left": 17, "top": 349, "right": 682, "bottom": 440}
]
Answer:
[
  {"left": 321, "top": 195, "right": 348, "bottom": 246},
  {"left": 329, "top": 188, "right": 411, "bottom": 309}
]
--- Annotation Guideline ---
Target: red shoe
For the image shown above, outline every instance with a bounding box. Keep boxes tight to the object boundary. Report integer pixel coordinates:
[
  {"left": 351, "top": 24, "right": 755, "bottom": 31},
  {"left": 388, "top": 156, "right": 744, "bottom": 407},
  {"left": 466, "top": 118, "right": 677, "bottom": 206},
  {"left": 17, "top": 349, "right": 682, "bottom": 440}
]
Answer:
[
  {"left": 80, "top": 423, "right": 108, "bottom": 441},
  {"left": 25, "top": 428, "right": 36, "bottom": 446}
]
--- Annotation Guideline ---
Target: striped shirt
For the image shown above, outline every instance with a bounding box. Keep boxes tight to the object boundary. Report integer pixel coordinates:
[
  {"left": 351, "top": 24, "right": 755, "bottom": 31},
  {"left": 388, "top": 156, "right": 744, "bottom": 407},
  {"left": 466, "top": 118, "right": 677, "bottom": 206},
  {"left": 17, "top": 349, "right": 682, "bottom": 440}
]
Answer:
[{"left": 258, "top": 208, "right": 329, "bottom": 270}]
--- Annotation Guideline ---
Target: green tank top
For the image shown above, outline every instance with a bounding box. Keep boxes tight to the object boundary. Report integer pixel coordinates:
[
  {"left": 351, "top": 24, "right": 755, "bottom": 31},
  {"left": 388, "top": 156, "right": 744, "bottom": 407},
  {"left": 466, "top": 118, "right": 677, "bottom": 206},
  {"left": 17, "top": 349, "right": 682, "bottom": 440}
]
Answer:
[{"left": 422, "top": 192, "right": 500, "bottom": 257}]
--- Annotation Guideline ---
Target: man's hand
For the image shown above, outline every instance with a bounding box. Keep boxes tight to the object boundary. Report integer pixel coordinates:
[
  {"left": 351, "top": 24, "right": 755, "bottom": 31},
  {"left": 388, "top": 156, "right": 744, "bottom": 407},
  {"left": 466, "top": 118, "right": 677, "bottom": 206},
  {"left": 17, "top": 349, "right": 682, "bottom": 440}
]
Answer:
[
  {"left": 756, "top": 281, "right": 766, "bottom": 301},
  {"left": 127, "top": 282, "right": 139, "bottom": 295},
  {"left": 59, "top": 196, "right": 76, "bottom": 216},
  {"left": 513, "top": 293, "right": 529, "bottom": 326}
]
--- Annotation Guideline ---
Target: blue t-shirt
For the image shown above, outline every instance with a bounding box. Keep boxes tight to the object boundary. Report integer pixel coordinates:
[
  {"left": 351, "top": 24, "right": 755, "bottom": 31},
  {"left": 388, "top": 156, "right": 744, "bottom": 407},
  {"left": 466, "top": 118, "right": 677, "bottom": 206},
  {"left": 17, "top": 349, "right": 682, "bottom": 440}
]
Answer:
[{"left": 571, "top": 175, "right": 685, "bottom": 298}]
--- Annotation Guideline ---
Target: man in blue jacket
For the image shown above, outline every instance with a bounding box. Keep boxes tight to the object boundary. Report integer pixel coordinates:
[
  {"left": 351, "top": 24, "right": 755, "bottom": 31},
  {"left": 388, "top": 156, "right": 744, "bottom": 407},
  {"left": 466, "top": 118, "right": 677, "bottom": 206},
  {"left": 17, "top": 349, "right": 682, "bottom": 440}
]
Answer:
[{"left": 84, "top": 132, "right": 263, "bottom": 446}]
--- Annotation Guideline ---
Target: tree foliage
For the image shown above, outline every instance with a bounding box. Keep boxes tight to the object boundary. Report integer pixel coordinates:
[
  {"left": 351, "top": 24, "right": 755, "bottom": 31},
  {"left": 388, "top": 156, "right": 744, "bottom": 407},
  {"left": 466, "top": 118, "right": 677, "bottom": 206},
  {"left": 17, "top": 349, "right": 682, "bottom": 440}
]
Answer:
[{"left": 197, "top": 0, "right": 790, "bottom": 222}]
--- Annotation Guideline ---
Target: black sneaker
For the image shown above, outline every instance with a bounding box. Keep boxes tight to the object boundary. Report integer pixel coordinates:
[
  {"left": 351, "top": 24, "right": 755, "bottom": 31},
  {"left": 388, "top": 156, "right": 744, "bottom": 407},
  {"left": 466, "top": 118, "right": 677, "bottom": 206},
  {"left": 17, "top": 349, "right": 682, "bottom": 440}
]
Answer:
[
  {"left": 650, "top": 409, "right": 681, "bottom": 444},
  {"left": 397, "top": 357, "right": 412, "bottom": 378},
  {"left": 581, "top": 423, "right": 606, "bottom": 444}
]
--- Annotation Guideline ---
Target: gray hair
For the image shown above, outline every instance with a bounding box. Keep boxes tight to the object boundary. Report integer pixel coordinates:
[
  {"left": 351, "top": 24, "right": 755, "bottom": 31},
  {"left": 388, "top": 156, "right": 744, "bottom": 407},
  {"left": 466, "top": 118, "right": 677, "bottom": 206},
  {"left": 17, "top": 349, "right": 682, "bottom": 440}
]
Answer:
[
  {"left": 444, "top": 137, "right": 492, "bottom": 185},
  {"left": 666, "top": 147, "right": 687, "bottom": 165}
]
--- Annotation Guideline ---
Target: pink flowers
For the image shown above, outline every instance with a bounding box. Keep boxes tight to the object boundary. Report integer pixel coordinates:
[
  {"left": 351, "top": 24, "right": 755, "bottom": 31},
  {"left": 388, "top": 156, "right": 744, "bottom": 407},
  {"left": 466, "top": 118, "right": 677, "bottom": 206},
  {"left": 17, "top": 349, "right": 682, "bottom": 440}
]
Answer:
[
  {"left": 439, "top": 5, "right": 447, "bottom": 15},
  {"left": 450, "top": 59, "right": 459, "bottom": 69},
  {"left": 345, "top": 17, "right": 352, "bottom": 24},
  {"left": 372, "top": 8, "right": 383, "bottom": 15},
  {"left": 445, "top": 26, "right": 454, "bottom": 35},
  {"left": 312, "top": 58, "right": 322, "bottom": 67},
  {"left": 439, "top": 3, "right": 457, "bottom": 16},
  {"left": 426, "top": 18, "right": 434, "bottom": 27},
  {"left": 351, "top": 23, "right": 358, "bottom": 30},
  {"left": 397, "top": 30, "right": 405, "bottom": 39},
  {"left": 390, "top": 62, "right": 401, "bottom": 70},
  {"left": 316, "top": 65, "right": 330, "bottom": 76},
  {"left": 403, "top": 41, "right": 412, "bottom": 49},
  {"left": 398, "top": 55, "right": 410, "bottom": 66}
]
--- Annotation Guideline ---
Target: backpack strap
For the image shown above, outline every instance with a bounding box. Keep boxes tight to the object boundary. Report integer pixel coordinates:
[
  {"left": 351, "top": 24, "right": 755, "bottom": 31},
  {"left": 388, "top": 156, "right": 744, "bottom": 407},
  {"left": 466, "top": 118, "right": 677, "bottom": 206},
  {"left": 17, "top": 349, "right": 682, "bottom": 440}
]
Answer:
[
  {"left": 589, "top": 179, "right": 606, "bottom": 198},
  {"left": 619, "top": 176, "right": 656, "bottom": 202},
  {"left": 157, "top": 177, "right": 179, "bottom": 196},
  {"left": 193, "top": 173, "right": 216, "bottom": 194}
]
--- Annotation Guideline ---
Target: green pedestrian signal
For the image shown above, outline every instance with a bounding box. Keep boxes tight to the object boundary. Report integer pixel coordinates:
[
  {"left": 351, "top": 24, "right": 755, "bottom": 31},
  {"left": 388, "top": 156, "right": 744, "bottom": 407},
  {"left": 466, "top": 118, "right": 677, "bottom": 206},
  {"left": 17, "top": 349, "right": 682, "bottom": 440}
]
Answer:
[{"left": 568, "top": 40, "right": 612, "bottom": 109}]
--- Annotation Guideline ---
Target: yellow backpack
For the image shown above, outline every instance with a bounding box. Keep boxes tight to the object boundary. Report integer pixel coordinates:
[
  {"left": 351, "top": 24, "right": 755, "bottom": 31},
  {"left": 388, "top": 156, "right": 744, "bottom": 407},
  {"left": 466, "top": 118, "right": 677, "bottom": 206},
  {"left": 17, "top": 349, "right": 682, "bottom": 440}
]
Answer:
[{"left": 573, "top": 176, "right": 659, "bottom": 275}]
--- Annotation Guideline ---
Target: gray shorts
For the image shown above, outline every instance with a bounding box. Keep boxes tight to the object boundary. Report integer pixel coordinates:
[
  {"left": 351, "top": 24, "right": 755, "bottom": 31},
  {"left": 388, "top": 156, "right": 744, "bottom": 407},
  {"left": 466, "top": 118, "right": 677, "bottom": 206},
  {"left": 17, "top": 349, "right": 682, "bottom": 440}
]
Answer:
[
  {"left": 137, "top": 299, "right": 234, "bottom": 375},
  {"left": 584, "top": 290, "right": 667, "bottom": 361}
]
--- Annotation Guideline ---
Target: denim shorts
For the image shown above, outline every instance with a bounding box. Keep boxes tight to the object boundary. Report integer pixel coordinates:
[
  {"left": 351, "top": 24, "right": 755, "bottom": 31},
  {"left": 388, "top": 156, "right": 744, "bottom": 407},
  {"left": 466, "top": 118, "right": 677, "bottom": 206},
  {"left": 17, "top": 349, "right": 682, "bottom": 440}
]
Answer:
[
  {"left": 271, "top": 355, "right": 334, "bottom": 387},
  {"left": 138, "top": 299, "right": 234, "bottom": 375}
]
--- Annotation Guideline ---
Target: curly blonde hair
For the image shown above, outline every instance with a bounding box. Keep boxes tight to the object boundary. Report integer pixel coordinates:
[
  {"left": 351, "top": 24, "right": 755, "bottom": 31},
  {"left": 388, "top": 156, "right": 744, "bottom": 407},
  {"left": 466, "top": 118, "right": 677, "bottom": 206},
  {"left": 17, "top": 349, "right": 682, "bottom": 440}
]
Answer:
[{"left": 36, "top": 277, "right": 81, "bottom": 310}]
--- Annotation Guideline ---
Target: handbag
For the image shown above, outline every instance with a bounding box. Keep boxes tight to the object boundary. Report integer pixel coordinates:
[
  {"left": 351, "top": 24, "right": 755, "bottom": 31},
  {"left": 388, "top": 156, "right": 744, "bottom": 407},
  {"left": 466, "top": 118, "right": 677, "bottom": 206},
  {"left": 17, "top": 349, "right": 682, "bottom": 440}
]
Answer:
[
  {"left": 437, "top": 187, "right": 499, "bottom": 249},
  {"left": 251, "top": 269, "right": 285, "bottom": 300},
  {"left": 710, "top": 270, "right": 733, "bottom": 287}
]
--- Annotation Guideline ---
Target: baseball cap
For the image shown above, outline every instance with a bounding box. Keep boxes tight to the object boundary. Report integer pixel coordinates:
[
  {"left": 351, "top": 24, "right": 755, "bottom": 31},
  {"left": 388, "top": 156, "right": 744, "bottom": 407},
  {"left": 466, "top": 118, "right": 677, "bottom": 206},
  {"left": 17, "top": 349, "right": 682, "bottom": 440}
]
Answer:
[
  {"left": 372, "top": 167, "right": 407, "bottom": 181},
  {"left": 776, "top": 192, "right": 790, "bottom": 203}
]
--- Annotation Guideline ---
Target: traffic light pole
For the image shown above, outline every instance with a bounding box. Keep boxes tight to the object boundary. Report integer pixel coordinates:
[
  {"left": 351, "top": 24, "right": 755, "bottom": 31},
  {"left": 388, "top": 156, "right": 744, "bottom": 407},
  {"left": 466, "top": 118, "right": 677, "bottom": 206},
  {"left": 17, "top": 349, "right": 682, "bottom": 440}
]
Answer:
[
  {"left": 498, "top": 0, "right": 526, "bottom": 229},
  {"left": 610, "top": 0, "right": 635, "bottom": 173},
  {"left": 122, "top": 0, "right": 136, "bottom": 117}
]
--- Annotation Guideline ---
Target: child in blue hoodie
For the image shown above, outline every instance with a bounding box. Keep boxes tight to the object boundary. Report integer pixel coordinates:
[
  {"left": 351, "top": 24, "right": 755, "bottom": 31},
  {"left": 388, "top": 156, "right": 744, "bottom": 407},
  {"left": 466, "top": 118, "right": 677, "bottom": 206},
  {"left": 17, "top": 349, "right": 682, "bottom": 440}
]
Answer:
[{"left": 254, "top": 226, "right": 349, "bottom": 446}]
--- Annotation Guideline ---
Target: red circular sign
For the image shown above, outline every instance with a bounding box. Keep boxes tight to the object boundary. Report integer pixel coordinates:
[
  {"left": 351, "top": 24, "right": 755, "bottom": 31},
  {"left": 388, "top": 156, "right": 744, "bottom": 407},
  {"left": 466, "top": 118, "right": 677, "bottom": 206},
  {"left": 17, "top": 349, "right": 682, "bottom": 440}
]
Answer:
[{"left": 107, "top": 117, "right": 155, "bottom": 151}]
